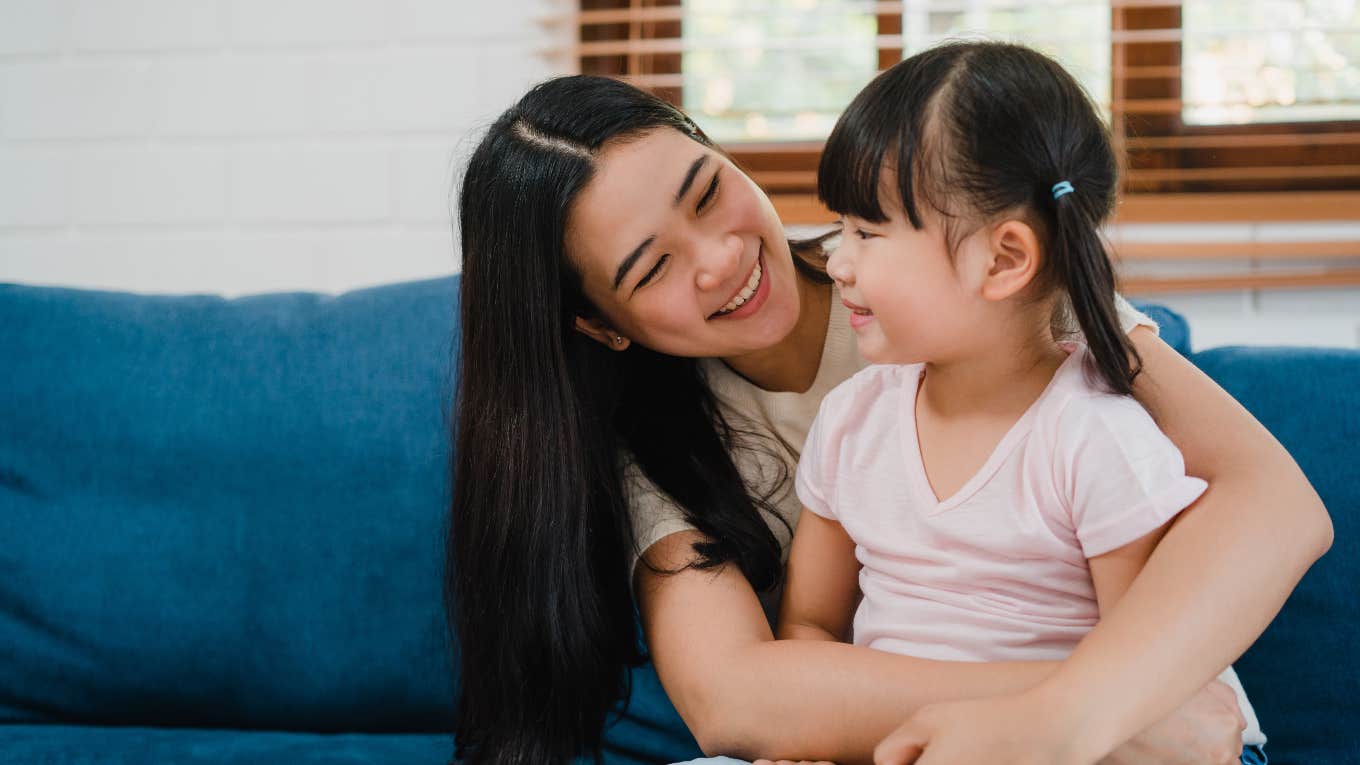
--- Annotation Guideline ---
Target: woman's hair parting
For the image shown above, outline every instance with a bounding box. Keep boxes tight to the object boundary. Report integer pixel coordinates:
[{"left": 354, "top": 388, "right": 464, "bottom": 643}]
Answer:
[
  {"left": 819, "top": 40, "right": 1142, "bottom": 395},
  {"left": 449, "top": 75, "right": 815, "bottom": 765}
]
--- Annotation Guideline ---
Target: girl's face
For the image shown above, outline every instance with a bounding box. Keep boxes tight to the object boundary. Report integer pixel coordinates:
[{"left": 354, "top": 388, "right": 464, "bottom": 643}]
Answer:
[
  {"left": 826, "top": 178, "right": 994, "bottom": 366},
  {"left": 565, "top": 128, "right": 802, "bottom": 359}
]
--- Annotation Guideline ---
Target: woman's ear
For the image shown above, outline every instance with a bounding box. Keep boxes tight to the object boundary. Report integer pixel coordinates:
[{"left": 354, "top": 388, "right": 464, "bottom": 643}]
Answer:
[
  {"left": 980, "top": 219, "right": 1042, "bottom": 302},
  {"left": 573, "top": 316, "right": 631, "bottom": 351}
]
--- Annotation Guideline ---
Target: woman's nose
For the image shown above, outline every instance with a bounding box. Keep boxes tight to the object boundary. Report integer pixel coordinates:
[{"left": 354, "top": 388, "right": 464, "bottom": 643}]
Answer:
[{"left": 694, "top": 233, "right": 744, "bottom": 292}]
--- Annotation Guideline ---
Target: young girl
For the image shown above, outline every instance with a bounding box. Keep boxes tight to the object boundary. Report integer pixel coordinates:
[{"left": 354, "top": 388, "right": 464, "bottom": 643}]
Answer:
[{"left": 780, "top": 42, "right": 1268, "bottom": 764}]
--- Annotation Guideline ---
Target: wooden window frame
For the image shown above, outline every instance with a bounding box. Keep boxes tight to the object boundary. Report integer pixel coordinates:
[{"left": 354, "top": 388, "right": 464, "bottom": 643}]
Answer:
[{"left": 574, "top": 1, "right": 1360, "bottom": 238}]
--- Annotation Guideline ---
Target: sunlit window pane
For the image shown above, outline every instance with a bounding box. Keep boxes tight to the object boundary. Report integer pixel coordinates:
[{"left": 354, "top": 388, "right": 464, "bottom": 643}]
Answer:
[
  {"left": 903, "top": 0, "right": 1110, "bottom": 111},
  {"left": 1183, "top": 0, "right": 1360, "bottom": 125},
  {"left": 682, "top": 0, "right": 878, "bottom": 142},
  {"left": 683, "top": 0, "right": 1111, "bottom": 143}
]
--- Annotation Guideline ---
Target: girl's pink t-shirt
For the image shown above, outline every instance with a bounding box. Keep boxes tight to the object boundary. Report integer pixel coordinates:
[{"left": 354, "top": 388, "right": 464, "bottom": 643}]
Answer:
[{"left": 795, "top": 345, "right": 1209, "bottom": 662}]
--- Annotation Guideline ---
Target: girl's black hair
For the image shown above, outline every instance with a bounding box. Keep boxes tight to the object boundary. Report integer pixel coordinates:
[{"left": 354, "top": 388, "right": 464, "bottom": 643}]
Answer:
[
  {"left": 819, "top": 40, "right": 1141, "bottom": 395},
  {"left": 449, "top": 75, "right": 827, "bottom": 765}
]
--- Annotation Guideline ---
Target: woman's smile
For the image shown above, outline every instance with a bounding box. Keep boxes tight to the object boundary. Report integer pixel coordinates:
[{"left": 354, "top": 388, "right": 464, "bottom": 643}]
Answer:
[{"left": 709, "top": 248, "right": 772, "bottom": 321}]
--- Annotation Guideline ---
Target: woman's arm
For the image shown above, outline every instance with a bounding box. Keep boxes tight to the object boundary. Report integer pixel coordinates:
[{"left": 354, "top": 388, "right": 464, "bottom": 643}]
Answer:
[
  {"left": 636, "top": 530, "right": 1056, "bottom": 765},
  {"left": 776, "top": 509, "right": 861, "bottom": 642},
  {"left": 1028, "top": 327, "right": 1332, "bottom": 760}
]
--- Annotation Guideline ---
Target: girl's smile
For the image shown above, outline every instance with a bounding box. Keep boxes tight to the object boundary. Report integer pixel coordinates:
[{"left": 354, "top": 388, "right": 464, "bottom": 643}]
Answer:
[{"left": 843, "top": 297, "right": 875, "bottom": 330}]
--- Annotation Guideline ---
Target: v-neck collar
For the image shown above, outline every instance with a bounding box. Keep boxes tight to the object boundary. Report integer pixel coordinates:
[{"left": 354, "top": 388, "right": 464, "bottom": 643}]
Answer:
[{"left": 901, "top": 346, "right": 1082, "bottom": 514}]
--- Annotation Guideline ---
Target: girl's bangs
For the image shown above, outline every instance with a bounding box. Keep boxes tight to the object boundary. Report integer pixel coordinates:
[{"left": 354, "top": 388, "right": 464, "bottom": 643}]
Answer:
[{"left": 817, "top": 113, "right": 897, "bottom": 224}]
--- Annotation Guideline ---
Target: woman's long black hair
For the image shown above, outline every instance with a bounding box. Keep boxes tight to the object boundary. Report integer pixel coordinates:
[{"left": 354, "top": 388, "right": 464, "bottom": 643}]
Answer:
[
  {"left": 448, "top": 75, "right": 828, "bottom": 765},
  {"left": 819, "top": 41, "right": 1142, "bottom": 394}
]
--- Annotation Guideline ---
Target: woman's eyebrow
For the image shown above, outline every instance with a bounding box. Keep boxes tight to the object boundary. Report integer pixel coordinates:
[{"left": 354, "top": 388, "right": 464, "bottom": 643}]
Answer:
[
  {"left": 612, "top": 154, "right": 709, "bottom": 291},
  {"left": 673, "top": 155, "right": 708, "bottom": 205},
  {"left": 613, "top": 234, "right": 655, "bottom": 291}
]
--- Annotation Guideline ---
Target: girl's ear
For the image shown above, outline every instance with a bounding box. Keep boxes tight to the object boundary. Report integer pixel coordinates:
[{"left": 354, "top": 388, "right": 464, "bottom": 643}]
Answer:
[
  {"left": 980, "top": 219, "right": 1042, "bottom": 302},
  {"left": 573, "top": 316, "right": 631, "bottom": 351}
]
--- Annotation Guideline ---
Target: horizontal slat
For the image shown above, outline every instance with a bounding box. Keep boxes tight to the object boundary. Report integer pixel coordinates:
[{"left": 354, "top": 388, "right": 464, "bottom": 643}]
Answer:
[
  {"left": 756, "top": 165, "right": 1360, "bottom": 190},
  {"left": 573, "top": 35, "right": 1360, "bottom": 61},
  {"left": 1121, "top": 268, "right": 1360, "bottom": 294},
  {"left": 1124, "top": 133, "right": 1360, "bottom": 150},
  {"left": 771, "top": 191, "right": 1360, "bottom": 225},
  {"left": 566, "top": 0, "right": 1316, "bottom": 28},
  {"left": 750, "top": 170, "right": 818, "bottom": 190},
  {"left": 1115, "top": 97, "right": 1358, "bottom": 115},
  {"left": 565, "top": 0, "right": 1167, "bottom": 26},
  {"left": 1126, "top": 165, "right": 1360, "bottom": 183},
  {"left": 618, "top": 73, "right": 685, "bottom": 89},
  {"left": 1114, "top": 192, "right": 1360, "bottom": 222},
  {"left": 1117, "top": 240, "right": 1360, "bottom": 260},
  {"left": 771, "top": 194, "right": 838, "bottom": 226}
]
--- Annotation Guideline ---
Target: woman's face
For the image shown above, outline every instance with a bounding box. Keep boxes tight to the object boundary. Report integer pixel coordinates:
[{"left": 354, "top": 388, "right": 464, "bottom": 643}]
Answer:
[{"left": 565, "top": 127, "right": 801, "bottom": 359}]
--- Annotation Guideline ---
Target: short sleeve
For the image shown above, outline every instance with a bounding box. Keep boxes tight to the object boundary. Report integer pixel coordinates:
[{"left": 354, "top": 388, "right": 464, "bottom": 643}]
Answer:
[
  {"left": 795, "top": 394, "right": 841, "bottom": 521},
  {"left": 624, "top": 460, "right": 698, "bottom": 575},
  {"left": 1114, "top": 293, "right": 1159, "bottom": 336},
  {"left": 1055, "top": 394, "right": 1208, "bottom": 558},
  {"left": 1058, "top": 293, "right": 1159, "bottom": 339}
]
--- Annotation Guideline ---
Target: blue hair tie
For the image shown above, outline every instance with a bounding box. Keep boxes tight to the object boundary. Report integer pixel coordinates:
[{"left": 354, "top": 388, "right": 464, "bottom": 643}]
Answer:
[{"left": 1051, "top": 181, "right": 1075, "bottom": 200}]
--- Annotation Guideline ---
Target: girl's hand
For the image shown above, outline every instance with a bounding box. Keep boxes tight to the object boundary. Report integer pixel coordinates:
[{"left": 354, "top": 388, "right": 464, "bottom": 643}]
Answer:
[
  {"left": 753, "top": 760, "right": 835, "bottom": 765},
  {"left": 873, "top": 681, "right": 1246, "bottom": 765}
]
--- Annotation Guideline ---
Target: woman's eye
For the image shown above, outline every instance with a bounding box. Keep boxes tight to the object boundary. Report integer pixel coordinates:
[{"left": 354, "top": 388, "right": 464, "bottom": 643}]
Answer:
[
  {"left": 636, "top": 254, "right": 669, "bottom": 289},
  {"left": 696, "top": 172, "right": 720, "bottom": 214}
]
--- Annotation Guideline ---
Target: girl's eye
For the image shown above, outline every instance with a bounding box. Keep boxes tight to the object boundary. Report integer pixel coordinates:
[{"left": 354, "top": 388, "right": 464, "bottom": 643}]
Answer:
[
  {"left": 636, "top": 254, "right": 670, "bottom": 289},
  {"left": 696, "top": 171, "right": 720, "bottom": 214},
  {"left": 854, "top": 228, "right": 878, "bottom": 241}
]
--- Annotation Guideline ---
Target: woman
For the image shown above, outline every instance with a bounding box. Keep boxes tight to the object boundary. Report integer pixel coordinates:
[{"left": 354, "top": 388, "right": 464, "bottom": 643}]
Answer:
[{"left": 447, "top": 74, "right": 1332, "bottom": 765}]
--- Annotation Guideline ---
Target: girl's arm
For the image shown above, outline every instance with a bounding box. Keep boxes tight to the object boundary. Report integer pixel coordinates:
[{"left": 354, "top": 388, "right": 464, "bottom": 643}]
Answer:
[
  {"left": 1087, "top": 524, "right": 1172, "bottom": 616},
  {"left": 636, "top": 529, "right": 1056, "bottom": 765},
  {"left": 776, "top": 508, "right": 861, "bottom": 643},
  {"left": 875, "top": 328, "right": 1332, "bottom": 765}
]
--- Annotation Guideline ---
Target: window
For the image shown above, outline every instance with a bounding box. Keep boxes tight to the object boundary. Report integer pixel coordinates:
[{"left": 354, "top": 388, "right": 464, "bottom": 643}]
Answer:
[{"left": 575, "top": 1, "right": 1360, "bottom": 199}]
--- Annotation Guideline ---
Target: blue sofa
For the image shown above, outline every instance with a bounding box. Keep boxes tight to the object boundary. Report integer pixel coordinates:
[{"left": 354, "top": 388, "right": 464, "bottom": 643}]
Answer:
[{"left": 1, "top": 276, "right": 1355, "bottom": 764}]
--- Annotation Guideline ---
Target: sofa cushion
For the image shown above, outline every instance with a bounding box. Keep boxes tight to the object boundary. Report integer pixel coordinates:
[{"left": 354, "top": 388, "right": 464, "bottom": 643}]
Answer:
[
  {"left": 0, "top": 278, "right": 462, "bottom": 731},
  {"left": 1190, "top": 345, "right": 1360, "bottom": 765},
  {"left": 0, "top": 725, "right": 456, "bottom": 765},
  {"left": 0, "top": 721, "right": 692, "bottom": 765}
]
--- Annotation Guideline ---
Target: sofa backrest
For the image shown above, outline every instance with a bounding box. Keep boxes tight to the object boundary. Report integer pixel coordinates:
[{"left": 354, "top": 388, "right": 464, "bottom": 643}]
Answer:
[
  {"left": 2, "top": 277, "right": 1353, "bottom": 764},
  {"left": 1190, "top": 346, "right": 1360, "bottom": 765},
  {"left": 0, "top": 277, "right": 461, "bottom": 732}
]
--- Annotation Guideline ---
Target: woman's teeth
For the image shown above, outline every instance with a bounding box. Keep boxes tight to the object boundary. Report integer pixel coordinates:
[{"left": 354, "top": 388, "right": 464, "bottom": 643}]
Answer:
[{"left": 715, "top": 259, "right": 762, "bottom": 315}]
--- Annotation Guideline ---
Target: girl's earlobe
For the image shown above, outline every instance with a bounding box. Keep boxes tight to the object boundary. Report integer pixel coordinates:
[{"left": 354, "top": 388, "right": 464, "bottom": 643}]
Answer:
[{"left": 981, "top": 220, "right": 1042, "bottom": 301}]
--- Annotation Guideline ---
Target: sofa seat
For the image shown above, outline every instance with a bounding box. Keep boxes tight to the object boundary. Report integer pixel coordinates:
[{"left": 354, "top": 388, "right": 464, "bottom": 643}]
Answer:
[{"left": 0, "top": 725, "right": 454, "bottom": 765}]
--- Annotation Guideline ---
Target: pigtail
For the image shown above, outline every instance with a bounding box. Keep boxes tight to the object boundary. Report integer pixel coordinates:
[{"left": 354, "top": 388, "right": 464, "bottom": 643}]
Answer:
[{"left": 1048, "top": 183, "right": 1142, "bottom": 395}]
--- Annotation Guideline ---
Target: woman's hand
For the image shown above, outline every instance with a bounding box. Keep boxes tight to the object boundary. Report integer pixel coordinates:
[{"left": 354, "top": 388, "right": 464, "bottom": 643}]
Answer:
[
  {"left": 1099, "top": 681, "right": 1246, "bottom": 765},
  {"left": 873, "top": 681, "right": 1245, "bottom": 765}
]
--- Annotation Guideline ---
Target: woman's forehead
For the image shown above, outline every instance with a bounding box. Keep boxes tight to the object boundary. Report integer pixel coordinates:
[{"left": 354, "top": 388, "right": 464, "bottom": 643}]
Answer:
[
  {"left": 569, "top": 128, "right": 713, "bottom": 269},
  {"left": 593, "top": 128, "right": 711, "bottom": 202}
]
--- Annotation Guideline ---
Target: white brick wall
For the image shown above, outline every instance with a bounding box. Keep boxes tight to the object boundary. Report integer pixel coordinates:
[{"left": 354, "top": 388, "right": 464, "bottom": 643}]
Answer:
[
  {"left": 1, "top": 0, "right": 1356, "bottom": 348},
  {"left": 0, "top": 0, "right": 572, "bottom": 295}
]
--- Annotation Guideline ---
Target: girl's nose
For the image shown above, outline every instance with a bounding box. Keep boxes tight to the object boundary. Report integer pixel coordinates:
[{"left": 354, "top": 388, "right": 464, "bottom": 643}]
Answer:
[
  {"left": 826, "top": 238, "right": 855, "bottom": 286},
  {"left": 695, "top": 233, "right": 744, "bottom": 292}
]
